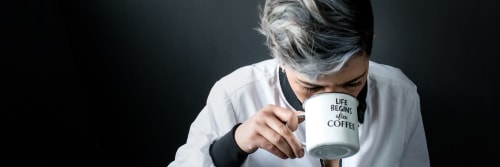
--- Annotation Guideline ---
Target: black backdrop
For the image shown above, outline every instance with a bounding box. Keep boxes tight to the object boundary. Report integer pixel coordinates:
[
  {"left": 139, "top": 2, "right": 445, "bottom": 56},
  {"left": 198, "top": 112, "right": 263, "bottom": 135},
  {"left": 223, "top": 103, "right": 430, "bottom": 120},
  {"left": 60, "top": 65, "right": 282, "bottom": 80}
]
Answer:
[{"left": 4, "top": 0, "right": 499, "bottom": 166}]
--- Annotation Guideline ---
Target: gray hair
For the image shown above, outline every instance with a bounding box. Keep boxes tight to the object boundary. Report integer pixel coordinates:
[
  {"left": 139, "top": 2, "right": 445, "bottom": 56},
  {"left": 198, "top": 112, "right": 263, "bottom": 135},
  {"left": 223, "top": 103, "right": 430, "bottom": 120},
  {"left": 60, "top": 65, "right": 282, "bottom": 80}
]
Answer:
[{"left": 257, "top": 0, "right": 374, "bottom": 80}]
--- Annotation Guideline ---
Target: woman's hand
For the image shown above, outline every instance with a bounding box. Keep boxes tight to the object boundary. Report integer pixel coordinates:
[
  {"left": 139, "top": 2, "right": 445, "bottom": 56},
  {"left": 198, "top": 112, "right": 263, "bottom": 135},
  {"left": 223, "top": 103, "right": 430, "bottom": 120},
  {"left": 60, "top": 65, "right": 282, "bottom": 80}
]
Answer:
[{"left": 234, "top": 104, "right": 305, "bottom": 159}]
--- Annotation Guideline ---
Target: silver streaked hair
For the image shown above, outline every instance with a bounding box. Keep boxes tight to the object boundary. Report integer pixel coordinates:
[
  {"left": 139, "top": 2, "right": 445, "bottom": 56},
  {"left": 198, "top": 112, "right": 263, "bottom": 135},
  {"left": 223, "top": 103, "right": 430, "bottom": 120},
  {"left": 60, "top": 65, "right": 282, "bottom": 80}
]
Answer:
[{"left": 257, "top": 0, "right": 374, "bottom": 80}]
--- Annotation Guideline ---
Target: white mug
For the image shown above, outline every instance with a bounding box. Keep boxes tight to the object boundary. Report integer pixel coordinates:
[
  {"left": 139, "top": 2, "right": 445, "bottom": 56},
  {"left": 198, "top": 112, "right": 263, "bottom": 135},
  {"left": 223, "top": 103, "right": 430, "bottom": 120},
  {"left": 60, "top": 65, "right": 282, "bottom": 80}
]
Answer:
[{"left": 301, "top": 92, "right": 360, "bottom": 159}]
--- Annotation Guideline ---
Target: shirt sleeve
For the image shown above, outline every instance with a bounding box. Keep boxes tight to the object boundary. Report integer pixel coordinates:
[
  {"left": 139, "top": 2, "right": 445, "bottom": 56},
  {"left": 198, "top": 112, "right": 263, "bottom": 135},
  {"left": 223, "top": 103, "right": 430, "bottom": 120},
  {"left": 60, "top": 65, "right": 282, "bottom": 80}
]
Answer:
[
  {"left": 400, "top": 91, "right": 431, "bottom": 167},
  {"left": 209, "top": 123, "right": 249, "bottom": 166},
  {"left": 168, "top": 80, "right": 240, "bottom": 167}
]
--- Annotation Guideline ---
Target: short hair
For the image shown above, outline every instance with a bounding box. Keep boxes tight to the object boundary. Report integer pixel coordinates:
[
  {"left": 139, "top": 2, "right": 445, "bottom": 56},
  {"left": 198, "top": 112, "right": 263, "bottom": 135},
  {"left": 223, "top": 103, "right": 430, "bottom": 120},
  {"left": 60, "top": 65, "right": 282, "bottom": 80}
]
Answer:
[{"left": 257, "top": 0, "right": 374, "bottom": 80}]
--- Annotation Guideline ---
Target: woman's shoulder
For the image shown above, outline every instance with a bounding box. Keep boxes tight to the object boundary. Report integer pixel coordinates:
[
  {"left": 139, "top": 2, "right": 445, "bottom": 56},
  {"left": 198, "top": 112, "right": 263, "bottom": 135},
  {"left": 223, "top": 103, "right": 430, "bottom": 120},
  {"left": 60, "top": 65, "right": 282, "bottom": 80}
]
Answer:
[
  {"left": 224, "top": 58, "right": 276, "bottom": 79},
  {"left": 368, "top": 61, "right": 417, "bottom": 90},
  {"left": 213, "top": 59, "right": 278, "bottom": 91}
]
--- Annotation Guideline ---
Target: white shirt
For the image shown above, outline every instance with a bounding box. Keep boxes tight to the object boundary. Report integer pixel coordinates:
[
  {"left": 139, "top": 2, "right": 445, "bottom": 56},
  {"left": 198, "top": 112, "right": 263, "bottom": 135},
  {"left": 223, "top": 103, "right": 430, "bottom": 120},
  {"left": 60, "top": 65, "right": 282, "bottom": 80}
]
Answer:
[{"left": 168, "top": 59, "right": 430, "bottom": 167}]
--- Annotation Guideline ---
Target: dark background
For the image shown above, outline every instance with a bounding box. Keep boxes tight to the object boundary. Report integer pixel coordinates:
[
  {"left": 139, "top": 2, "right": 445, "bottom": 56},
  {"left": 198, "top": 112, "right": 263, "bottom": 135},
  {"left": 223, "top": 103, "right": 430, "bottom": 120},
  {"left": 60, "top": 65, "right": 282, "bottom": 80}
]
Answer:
[{"left": 3, "top": 0, "right": 499, "bottom": 166}]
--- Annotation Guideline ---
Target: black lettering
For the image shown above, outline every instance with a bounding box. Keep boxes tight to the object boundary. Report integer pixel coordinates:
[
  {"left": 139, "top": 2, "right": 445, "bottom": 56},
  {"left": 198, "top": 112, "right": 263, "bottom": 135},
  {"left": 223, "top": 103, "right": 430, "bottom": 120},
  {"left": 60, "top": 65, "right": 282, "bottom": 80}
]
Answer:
[{"left": 326, "top": 120, "right": 356, "bottom": 130}]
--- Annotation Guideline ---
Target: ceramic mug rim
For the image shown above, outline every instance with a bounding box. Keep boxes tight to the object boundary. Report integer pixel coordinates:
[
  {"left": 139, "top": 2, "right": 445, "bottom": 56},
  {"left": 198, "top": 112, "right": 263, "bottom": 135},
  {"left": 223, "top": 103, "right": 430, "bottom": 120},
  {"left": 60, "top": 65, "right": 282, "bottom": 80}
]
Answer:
[{"left": 302, "top": 92, "right": 358, "bottom": 109}]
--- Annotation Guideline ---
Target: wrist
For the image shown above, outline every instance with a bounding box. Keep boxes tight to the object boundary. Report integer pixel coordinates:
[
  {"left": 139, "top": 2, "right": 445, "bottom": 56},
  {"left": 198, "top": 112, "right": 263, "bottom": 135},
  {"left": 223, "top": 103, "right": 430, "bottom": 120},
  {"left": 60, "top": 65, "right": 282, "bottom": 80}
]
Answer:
[{"left": 234, "top": 123, "right": 257, "bottom": 153}]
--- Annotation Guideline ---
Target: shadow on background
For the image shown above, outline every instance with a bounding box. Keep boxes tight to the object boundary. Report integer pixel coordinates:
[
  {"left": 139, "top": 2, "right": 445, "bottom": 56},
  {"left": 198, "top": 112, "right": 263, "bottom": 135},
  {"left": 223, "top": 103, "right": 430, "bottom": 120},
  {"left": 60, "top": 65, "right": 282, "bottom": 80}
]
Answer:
[{"left": 3, "top": 0, "right": 499, "bottom": 166}]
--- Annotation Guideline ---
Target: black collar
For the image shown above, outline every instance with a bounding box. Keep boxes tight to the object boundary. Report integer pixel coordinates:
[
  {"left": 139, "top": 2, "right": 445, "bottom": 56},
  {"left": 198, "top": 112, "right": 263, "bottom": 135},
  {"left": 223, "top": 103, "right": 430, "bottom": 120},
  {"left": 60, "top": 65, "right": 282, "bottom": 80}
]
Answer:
[{"left": 279, "top": 69, "right": 367, "bottom": 123}]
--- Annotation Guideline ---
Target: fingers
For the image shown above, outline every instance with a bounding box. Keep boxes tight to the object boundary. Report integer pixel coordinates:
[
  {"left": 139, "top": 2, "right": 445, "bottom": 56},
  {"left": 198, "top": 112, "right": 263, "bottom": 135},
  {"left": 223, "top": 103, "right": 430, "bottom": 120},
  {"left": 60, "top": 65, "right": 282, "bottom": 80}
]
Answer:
[
  {"left": 268, "top": 105, "right": 301, "bottom": 131},
  {"left": 262, "top": 105, "right": 304, "bottom": 158},
  {"left": 252, "top": 126, "right": 291, "bottom": 159},
  {"left": 261, "top": 116, "right": 300, "bottom": 158},
  {"left": 234, "top": 104, "right": 305, "bottom": 159}
]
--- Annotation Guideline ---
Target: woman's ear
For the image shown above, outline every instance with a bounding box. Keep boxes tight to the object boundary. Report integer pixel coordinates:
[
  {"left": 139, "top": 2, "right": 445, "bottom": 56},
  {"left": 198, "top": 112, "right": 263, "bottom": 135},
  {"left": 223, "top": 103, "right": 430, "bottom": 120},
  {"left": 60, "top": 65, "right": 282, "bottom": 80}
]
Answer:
[{"left": 279, "top": 64, "right": 286, "bottom": 73}]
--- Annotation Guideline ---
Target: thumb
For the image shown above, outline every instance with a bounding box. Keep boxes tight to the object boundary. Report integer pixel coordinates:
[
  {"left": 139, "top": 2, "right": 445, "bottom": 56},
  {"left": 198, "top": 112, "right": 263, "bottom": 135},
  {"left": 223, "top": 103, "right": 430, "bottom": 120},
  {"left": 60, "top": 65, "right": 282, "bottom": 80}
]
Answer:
[{"left": 285, "top": 110, "right": 305, "bottom": 131}]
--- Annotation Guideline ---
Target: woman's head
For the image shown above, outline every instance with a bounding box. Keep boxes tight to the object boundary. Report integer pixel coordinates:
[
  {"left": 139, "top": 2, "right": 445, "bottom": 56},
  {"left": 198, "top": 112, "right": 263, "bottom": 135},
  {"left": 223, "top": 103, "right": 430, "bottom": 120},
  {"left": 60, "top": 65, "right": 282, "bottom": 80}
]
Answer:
[{"left": 258, "top": 0, "right": 374, "bottom": 81}]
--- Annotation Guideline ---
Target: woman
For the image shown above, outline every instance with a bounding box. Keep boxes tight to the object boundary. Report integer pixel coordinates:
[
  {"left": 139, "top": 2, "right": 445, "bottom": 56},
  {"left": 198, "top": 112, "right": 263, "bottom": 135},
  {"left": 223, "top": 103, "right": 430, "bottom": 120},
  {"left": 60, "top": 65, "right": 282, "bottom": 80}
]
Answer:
[{"left": 169, "top": 0, "right": 430, "bottom": 166}]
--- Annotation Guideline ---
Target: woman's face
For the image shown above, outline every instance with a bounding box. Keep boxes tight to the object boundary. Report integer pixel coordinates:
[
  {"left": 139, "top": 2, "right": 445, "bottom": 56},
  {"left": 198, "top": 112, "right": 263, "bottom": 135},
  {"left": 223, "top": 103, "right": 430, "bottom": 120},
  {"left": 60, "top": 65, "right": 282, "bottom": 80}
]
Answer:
[{"left": 284, "top": 54, "right": 369, "bottom": 103}]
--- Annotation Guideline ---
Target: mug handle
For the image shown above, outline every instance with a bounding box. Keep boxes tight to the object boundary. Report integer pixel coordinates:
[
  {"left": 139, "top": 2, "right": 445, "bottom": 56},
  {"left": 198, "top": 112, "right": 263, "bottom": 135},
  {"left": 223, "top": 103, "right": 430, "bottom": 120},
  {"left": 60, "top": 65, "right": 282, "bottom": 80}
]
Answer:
[{"left": 297, "top": 113, "right": 305, "bottom": 119}]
